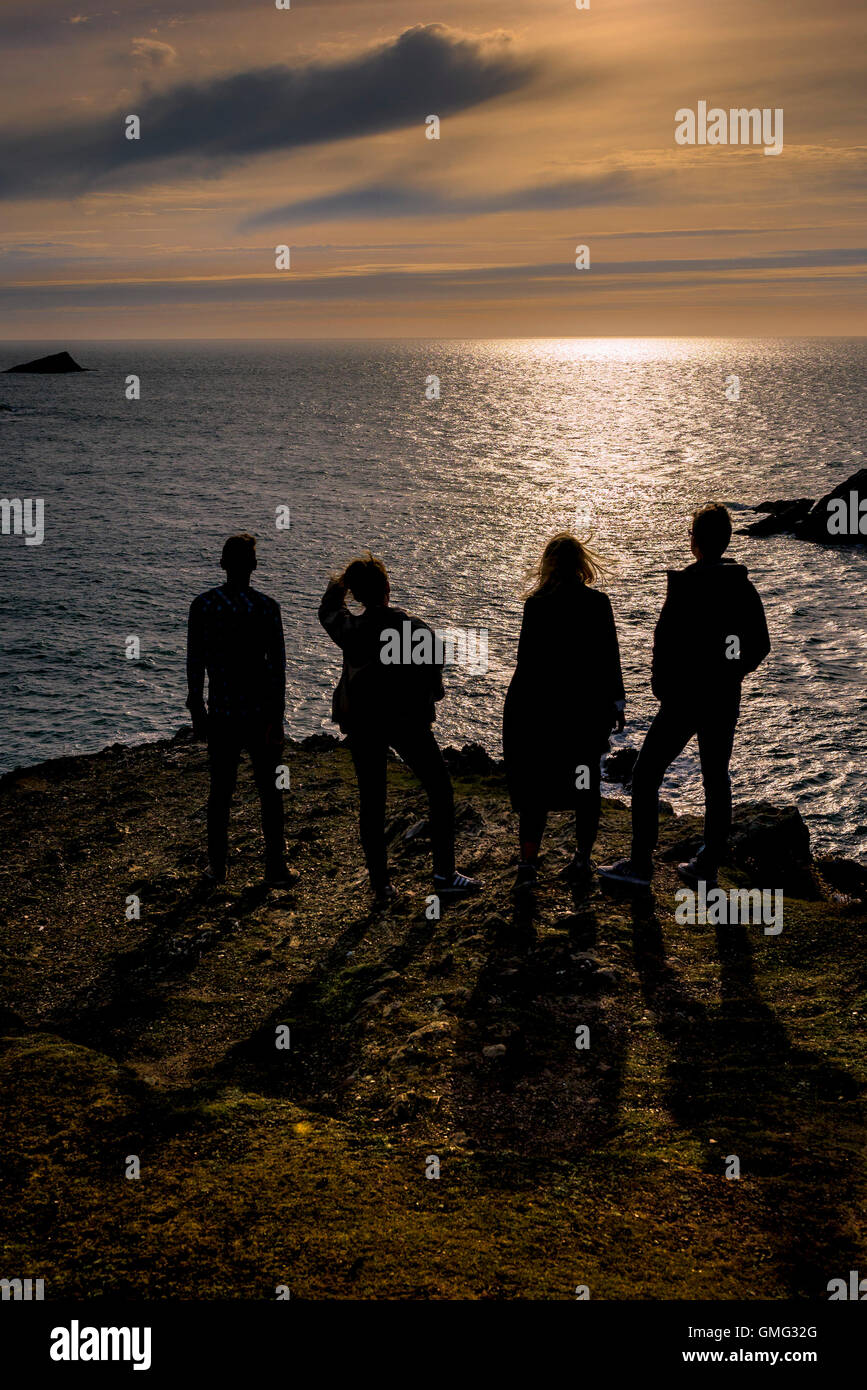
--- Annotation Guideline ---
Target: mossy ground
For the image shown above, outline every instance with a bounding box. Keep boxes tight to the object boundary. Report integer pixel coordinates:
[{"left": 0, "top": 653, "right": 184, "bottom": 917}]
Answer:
[{"left": 0, "top": 735, "right": 864, "bottom": 1298}]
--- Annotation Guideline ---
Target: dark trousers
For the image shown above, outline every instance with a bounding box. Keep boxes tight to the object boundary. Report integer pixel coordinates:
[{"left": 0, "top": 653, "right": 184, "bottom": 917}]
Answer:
[
  {"left": 518, "top": 760, "right": 602, "bottom": 859},
  {"left": 349, "top": 724, "right": 455, "bottom": 887},
  {"left": 631, "top": 694, "right": 740, "bottom": 869},
  {"left": 207, "top": 725, "right": 285, "bottom": 873}
]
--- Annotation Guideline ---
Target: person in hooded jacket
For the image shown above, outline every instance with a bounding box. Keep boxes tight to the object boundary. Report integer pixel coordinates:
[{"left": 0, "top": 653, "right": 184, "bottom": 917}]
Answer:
[
  {"left": 318, "top": 551, "right": 482, "bottom": 906},
  {"left": 599, "top": 503, "right": 770, "bottom": 890}
]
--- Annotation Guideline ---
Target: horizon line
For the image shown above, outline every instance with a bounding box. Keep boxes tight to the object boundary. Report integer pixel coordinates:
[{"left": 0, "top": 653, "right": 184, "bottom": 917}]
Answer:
[{"left": 2, "top": 333, "right": 865, "bottom": 344}]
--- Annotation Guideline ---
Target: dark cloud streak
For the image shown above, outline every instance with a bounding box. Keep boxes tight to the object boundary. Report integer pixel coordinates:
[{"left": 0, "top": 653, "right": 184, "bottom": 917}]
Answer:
[
  {"left": 2, "top": 249, "right": 862, "bottom": 312},
  {"left": 241, "top": 173, "right": 639, "bottom": 229},
  {"left": 0, "top": 25, "right": 537, "bottom": 199}
]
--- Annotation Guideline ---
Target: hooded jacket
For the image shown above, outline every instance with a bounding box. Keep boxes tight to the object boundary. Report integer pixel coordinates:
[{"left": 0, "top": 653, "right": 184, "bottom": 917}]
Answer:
[{"left": 651, "top": 558, "right": 770, "bottom": 705}]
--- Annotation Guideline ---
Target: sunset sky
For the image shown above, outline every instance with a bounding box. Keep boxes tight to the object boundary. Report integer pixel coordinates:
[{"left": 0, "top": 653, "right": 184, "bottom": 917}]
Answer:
[{"left": 1, "top": 0, "right": 864, "bottom": 337}]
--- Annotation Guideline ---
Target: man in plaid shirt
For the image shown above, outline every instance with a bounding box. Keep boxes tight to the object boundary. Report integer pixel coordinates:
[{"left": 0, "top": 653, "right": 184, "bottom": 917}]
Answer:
[{"left": 186, "top": 533, "right": 291, "bottom": 886}]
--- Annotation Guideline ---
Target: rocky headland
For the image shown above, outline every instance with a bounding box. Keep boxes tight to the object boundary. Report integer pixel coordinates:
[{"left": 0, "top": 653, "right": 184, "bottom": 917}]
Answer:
[
  {"left": 741, "top": 468, "right": 867, "bottom": 544},
  {"left": 1, "top": 732, "right": 864, "bottom": 1298}
]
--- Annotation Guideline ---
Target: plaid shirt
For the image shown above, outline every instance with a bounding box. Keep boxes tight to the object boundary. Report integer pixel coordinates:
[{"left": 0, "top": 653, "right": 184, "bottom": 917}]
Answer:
[{"left": 186, "top": 584, "right": 285, "bottom": 724}]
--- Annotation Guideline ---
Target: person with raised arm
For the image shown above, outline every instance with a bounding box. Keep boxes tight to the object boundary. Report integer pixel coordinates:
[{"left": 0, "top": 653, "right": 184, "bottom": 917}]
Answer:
[{"left": 319, "top": 551, "right": 482, "bottom": 907}]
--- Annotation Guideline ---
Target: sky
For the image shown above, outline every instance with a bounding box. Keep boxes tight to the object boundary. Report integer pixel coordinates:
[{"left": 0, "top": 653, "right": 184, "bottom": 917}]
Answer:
[{"left": 1, "top": 0, "right": 864, "bottom": 337}]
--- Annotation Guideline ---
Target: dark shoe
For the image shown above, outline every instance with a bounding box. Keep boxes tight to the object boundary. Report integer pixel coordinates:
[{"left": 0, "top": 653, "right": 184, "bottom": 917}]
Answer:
[
  {"left": 372, "top": 882, "right": 398, "bottom": 908},
  {"left": 676, "top": 856, "right": 718, "bottom": 891},
  {"left": 512, "top": 861, "right": 539, "bottom": 893},
  {"left": 433, "top": 870, "right": 483, "bottom": 899},
  {"left": 202, "top": 863, "right": 227, "bottom": 886},
  {"left": 562, "top": 851, "right": 594, "bottom": 885},
  {"left": 598, "top": 857, "right": 653, "bottom": 889},
  {"left": 264, "top": 863, "right": 298, "bottom": 889}
]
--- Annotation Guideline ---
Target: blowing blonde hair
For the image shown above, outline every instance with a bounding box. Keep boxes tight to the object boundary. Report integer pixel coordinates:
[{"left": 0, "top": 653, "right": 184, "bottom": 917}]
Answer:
[{"left": 524, "top": 530, "right": 607, "bottom": 598}]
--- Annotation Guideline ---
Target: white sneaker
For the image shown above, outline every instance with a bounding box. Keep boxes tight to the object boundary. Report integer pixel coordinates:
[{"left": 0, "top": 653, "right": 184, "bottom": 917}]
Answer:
[
  {"left": 676, "top": 857, "right": 718, "bottom": 890},
  {"left": 597, "top": 857, "right": 652, "bottom": 889},
  {"left": 433, "top": 870, "right": 483, "bottom": 898}
]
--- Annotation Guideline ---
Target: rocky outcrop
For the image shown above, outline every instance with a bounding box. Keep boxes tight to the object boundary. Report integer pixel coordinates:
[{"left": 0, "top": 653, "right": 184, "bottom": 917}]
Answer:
[
  {"left": 662, "top": 800, "right": 826, "bottom": 897},
  {"left": 742, "top": 498, "right": 814, "bottom": 536},
  {"left": 728, "top": 801, "right": 817, "bottom": 896},
  {"left": 795, "top": 469, "right": 867, "bottom": 544},
  {"left": 298, "top": 732, "right": 343, "bottom": 751},
  {"left": 1, "top": 731, "right": 864, "bottom": 1299},
  {"left": 603, "top": 745, "right": 639, "bottom": 789},
  {"left": 741, "top": 470, "right": 867, "bottom": 545},
  {"left": 815, "top": 855, "right": 867, "bottom": 905},
  {"left": 4, "top": 351, "right": 89, "bottom": 373},
  {"left": 442, "top": 742, "right": 503, "bottom": 775}
]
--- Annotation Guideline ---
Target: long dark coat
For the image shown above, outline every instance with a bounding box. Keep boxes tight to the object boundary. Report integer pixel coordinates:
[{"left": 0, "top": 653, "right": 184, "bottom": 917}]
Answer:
[{"left": 503, "top": 579, "right": 625, "bottom": 811}]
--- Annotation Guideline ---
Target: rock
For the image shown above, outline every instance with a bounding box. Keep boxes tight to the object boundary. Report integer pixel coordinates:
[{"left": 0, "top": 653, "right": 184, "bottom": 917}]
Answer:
[
  {"left": 742, "top": 499, "right": 814, "bottom": 536},
  {"left": 594, "top": 969, "right": 620, "bottom": 992},
  {"left": 729, "top": 802, "right": 818, "bottom": 896},
  {"left": 389, "top": 1019, "right": 451, "bottom": 1066},
  {"left": 384, "top": 813, "right": 411, "bottom": 844},
  {"left": 358, "top": 989, "right": 390, "bottom": 1009},
  {"left": 299, "top": 732, "right": 343, "bottom": 750},
  {"left": 742, "top": 471, "right": 866, "bottom": 546},
  {"left": 403, "top": 819, "right": 430, "bottom": 843},
  {"left": 754, "top": 497, "right": 813, "bottom": 514},
  {"left": 443, "top": 743, "right": 503, "bottom": 776},
  {"left": 794, "top": 469, "right": 867, "bottom": 545},
  {"left": 407, "top": 1021, "right": 451, "bottom": 1043},
  {"left": 4, "top": 351, "right": 89, "bottom": 373},
  {"left": 815, "top": 856, "right": 867, "bottom": 904},
  {"left": 387, "top": 1091, "right": 433, "bottom": 1122},
  {"left": 571, "top": 952, "right": 600, "bottom": 975},
  {"left": 482, "top": 1044, "right": 507, "bottom": 1060},
  {"left": 455, "top": 800, "right": 485, "bottom": 832},
  {"left": 603, "top": 746, "right": 639, "bottom": 788},
  {"left": 426, "top": 951, "right": 455, "bottom": 977}
]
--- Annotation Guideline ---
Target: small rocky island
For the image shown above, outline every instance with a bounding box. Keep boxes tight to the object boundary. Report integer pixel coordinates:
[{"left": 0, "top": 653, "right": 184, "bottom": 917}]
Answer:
[
  {"left": 742, "top": 468, "right": 867, "bottom": 545},
  {"left": 4, "top": 350, "right": 89, "bottom": 373}
]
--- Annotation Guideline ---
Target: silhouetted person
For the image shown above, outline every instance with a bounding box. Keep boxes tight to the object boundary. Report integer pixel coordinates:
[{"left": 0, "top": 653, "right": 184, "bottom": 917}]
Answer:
[
  {"left": 318, "top": 551, "right": 482, "bottom": 906},
  {"left": 503, "top": 532, "right": 625, "bottom": 892},
  {"left": 599, "top": 504, "right": 770, "bottom": 890},
  {"left": 186, "top": 533, "right": 291, "bottom": 887}
]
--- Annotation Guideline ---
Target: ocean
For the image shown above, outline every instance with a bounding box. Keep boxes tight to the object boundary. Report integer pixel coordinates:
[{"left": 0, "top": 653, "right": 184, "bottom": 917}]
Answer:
[{"left": 1, "top": 338, "right": 865, "bottom": 861}]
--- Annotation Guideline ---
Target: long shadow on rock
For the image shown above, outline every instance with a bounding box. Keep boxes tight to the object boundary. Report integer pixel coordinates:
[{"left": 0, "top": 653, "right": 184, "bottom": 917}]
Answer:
[
  {"left": 217, "top": 900, "right": 437, "bottom": 1109},
  {"left": 630, "top": 899, "right": 863, "bottom": 1296},
  {"left": 45, "top": 877, "right": 252, "bottom": 1056},
  {"left": 451, "top": 901, "right": 629, "bottom": 1157}
]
